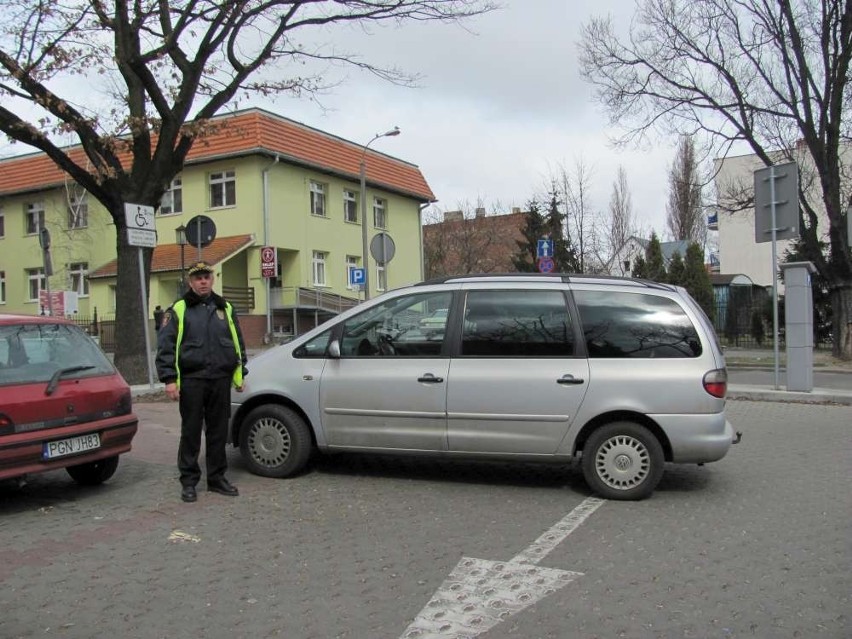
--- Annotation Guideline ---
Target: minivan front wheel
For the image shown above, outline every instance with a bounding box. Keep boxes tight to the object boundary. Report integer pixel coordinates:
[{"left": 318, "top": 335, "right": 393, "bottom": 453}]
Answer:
[
  {"left": 66, "top": 455, "right": 119, "bottom": 486},
  {"left": 582, "top": 422, "right": 664, "bottom": 501},
  {"left": 238, "top": 405, "right": 312, "bottom": 478}
]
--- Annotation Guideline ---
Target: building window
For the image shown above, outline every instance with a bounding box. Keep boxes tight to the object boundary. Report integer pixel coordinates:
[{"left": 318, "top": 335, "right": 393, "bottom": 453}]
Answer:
[
  {"left": 0, "top": 271, "right": 5, "bottom": 304},
  {"left": 312, "top": 251, "right": 327, "bottom": 286},
  {"left": 343, "top": 190, "right": 358, "bottom": 223},
  {"left": 373, "top": 197, "right": 387, "bottom": 229},
  {"left": 345, "top": 255, "right": 359, "bottom": 290},
  {"left": 0, "top": 207, "right": 5, "bottom": 238},
  {"left": 160, "top": 177, "right": 183, "bottom": 215},
  {"left": 376, "top": 264, "right": 387, "bottom": 291},
  {"left": 27, "top": 268, "right": 45, "bottom": 302},
  {"left": 310, "top": 181, "right": 327, "bottom": 217},
  {"left": 209, "top": 170, "right": 236, "bottom": 208},
  {"left": 68, "top": 262, "right": 89, "bottom": 297},
  {"left": 67, "top": 194, "right": 89, "bottom": 229},
  {"left": 26, "top": 202, "right": 45, "bottom": 235}
]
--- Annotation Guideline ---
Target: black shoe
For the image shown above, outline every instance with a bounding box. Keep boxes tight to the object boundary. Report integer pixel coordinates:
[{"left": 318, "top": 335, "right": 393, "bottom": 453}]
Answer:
[
  {"left": 181, "top": 485, "right": 197, "bottom": 503},
  {"left": 207, "top": 478, "right": 239, "bottom": 497}
]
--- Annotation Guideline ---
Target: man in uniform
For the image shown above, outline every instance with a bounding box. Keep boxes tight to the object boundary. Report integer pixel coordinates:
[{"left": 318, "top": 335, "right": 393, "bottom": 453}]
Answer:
[{"left": 155, "top": 261, "right": 248, "bottom": 503}]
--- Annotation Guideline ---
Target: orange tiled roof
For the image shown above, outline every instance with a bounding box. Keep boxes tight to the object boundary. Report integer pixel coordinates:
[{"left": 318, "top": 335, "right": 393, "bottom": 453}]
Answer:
[
  {"left": 89, "top": 234, "right": 255, "bottom": 279},
  {"left": 0, "top": 109, "right": 435, "bottom": 202}
]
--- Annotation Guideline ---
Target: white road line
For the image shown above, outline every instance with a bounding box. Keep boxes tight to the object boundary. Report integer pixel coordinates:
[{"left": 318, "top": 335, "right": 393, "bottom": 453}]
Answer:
[
  {"left": 400, "top": 496, "right": 607, "bottom": 639},
  {"left": 508, "top": 496, "right": 606, "bottom": 565}
]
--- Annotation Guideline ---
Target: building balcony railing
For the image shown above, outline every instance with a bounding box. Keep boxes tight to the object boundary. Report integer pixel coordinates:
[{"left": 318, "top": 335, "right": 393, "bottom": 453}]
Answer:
[{"left": 270, "top": 286, "right": 360, "bottom": 314}]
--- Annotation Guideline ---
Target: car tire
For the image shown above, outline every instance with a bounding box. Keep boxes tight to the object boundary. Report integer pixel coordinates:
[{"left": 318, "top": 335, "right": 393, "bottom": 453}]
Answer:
[
  {"left": 581, "top": 422, "right": 664, "bottom": 501},
  {"left": 66, "top": 455, "right": 120, "bottom": 486},
  {"left": 239, "top": 405, "right": 312, "bottom": 478}
]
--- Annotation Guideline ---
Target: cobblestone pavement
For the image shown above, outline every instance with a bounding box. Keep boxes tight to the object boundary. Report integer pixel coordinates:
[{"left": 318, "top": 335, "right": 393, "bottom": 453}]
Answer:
[{"left": 0, "top": 400, "right": 849, "bottom": 639}]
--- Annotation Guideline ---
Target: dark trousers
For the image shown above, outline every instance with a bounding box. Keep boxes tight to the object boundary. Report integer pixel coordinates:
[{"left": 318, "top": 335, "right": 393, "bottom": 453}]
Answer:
[{"left": 177, "top": 376, "right": 232, "bottom": 487}]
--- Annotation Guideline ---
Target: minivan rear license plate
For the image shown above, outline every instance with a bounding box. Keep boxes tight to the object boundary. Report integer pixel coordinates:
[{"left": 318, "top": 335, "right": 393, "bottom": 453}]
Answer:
[{"left": 43, "top": 433, "right": 101, "bottom": 460}]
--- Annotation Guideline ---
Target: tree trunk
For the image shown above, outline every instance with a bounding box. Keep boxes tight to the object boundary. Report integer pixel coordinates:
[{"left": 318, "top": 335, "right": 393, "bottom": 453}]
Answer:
[
  {"left": 111, "top": 214, "right": 154, "bottom": 385},
  {"left": 832, "top": 284, "right": 852, "bottom": 361}
]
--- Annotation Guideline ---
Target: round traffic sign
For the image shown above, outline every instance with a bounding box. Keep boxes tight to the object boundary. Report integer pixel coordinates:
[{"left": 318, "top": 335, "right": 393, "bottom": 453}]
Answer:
[
  {"left": 370, "top": 232, "right": 396, "bottom": 265},
  {"left": 185, "top": 215, "right": 216, "bottom": 247},
  {"left": 537, "top": 256, "right": 555, "bottom": 273}
]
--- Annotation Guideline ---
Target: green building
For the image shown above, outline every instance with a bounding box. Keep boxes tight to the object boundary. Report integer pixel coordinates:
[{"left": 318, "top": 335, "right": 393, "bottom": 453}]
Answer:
[{"left": 0, "top": 109, "right": 435, "bottom": 347}]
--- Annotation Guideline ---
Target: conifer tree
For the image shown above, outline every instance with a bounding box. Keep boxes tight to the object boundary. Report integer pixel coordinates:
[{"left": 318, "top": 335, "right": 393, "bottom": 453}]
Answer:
[
  {"left": 683, "top": 243, "right": 715, "bottom": 320},
  {"left": 512, "top": 200, "right": 548, "bottom": 272},
  {"left": 645, "top": 233, "right": 667, "bottom": 282},
  {"left": 545, "top": 191, "right": 582, "bottom": 273},
  {"left": 667, "top": 251, "right": 686, "bottom": 285}
]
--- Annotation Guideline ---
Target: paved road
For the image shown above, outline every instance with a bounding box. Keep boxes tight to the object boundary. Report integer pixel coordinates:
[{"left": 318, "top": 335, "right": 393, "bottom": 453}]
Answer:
[{"left": 1, "top": 400, "right": 849, "bottom": 639}]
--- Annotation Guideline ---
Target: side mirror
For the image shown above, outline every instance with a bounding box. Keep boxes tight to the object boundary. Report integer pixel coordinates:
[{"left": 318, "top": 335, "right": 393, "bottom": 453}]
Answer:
[{"left": 327, "top": 339, "right": 341, "bottom": 359}]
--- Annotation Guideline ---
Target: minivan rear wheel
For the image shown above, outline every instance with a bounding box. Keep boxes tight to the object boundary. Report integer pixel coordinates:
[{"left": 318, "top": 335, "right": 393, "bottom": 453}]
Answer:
[
  {"left": 582, "top": 422, "right": 664, "bottom": 501},
  {"left": 239, "top": 405, "right": 312, "bottom": 478},
  {"left": 66, "top": 455, "right": 119, "bottom": 486}
]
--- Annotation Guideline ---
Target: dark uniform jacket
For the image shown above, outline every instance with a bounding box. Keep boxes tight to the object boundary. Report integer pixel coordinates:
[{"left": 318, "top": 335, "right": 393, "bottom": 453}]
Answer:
[{"left": 155, "top": 290, "right": 248, "bottom": 385}]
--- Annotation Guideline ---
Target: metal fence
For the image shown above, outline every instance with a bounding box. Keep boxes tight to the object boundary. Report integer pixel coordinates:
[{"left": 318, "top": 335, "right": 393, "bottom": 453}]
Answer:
[
  {"left": 712, "top": 287, "right": 832, "bottom": 350},
  {"left": 70, "top": 310, "right": 116, "bottom": 353}
]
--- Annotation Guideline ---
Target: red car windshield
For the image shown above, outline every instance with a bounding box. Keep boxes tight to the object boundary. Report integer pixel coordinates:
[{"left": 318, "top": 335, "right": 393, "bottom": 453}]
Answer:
[{"left": 0, "top": 323, "right": 114, "bottom": 386}]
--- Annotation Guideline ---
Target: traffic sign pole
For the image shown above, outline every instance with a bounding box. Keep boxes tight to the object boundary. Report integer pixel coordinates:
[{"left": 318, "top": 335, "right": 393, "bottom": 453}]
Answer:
[{"left": 124, "top": 203, "right": 157, "bottom": 388}]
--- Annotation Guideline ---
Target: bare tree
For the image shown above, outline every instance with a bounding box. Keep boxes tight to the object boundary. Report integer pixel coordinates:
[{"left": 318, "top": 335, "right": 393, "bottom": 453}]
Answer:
[
  {"left": 423, "top": 201, "right": 512, "bottom": 278},
  {"left": 666, "top": 136, "right": 706, "bottom": 246},
  {"left": 552, "top": 156, "right": 598, "bottom": 272},
  {"left": 0, "top": 0, "right": 495, "bottom": 381},
  {"left": 606, "top": 166, "right": 635, "bottom": 271},
  {"left": 580, "top": 0, "right": 852, "bottom": 358}
]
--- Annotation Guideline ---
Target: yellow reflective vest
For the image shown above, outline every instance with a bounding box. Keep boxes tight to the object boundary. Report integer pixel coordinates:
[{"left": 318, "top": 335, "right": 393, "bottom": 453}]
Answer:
[{"left": 171, "top": 299, "right": 244, "bottom": 388}]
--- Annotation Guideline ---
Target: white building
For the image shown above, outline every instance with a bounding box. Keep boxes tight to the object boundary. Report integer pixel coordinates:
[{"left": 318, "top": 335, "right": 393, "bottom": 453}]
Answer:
[{"left": 712, "top": 143, "right": 847, "bottom": 288}]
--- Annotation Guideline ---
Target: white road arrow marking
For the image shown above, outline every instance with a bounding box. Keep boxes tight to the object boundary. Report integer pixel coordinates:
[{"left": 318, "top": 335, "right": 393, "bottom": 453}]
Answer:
[{"left": 400, "top": 497, "right": 606, "bottom": 639}]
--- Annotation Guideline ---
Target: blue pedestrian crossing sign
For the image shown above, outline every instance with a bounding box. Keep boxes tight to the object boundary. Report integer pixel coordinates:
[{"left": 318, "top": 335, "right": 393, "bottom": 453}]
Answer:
[
  {"left": 349, "top": 267, "right": 366, "bottom": 287},
  {"left": 537, "top": 238, "right": 554, "bottom": 258}
]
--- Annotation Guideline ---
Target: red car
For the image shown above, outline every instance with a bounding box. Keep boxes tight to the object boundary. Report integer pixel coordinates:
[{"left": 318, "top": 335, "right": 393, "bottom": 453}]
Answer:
[{"left": 0, "top": 314, "right": 138, "bottom": 485}]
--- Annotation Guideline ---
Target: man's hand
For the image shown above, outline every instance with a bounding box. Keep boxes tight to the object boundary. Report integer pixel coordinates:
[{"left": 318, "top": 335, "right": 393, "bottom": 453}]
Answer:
[
  {"left": 165, "top": 382, "right": 180, "bottom": 401},
  {"left": 235, "top": 384, "right": 244, "bottom": 393}
]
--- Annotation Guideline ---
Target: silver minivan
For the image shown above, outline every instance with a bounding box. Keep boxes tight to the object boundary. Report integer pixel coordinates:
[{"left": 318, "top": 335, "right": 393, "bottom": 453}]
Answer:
[{"left": 229, "top": 275, "right": 740, "bottom": 500}]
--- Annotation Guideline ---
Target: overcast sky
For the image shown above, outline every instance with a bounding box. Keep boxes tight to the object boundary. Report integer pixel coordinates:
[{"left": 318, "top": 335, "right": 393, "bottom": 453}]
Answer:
[
  {"left": 2, "top": 0, "right": 679, "bottom": 237},
  {"left": 256, "top": 0, "right": 677, "bottom": 236}
]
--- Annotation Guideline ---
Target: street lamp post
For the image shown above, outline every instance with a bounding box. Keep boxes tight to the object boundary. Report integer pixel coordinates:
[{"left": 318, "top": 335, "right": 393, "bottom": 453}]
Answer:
[
  {"left": 360, "top": 126, "right": 400, "bottom": 300},
  {"left": 175, "top": 224, "right": 187, "bottom": 295}
]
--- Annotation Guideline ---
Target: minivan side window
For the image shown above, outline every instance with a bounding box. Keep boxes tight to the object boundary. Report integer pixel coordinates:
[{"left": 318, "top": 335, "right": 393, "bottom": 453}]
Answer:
[
  {"left": 574, "top": 290, "right": 702, "bottom": 358},
  {"left": 293, "top": 329, "right": 332, "bottom": 358},
  {"left": 461, "top": 290, "right": 574, "bottom": 356},
  {"left": 339, "top": 291, "right": 452, "bottom": 357}
]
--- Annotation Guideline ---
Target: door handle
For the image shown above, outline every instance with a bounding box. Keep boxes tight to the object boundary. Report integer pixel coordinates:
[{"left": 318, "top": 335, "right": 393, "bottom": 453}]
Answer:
[
  {"left": 417, "top": 374, "right": 444, "bottom": 383},
  {"left": 557, "top": 375, "right": 585, "bottom": 385}
]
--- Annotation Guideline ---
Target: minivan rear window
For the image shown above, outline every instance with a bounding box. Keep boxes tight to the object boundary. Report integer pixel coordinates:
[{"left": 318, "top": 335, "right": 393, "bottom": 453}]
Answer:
[{"left": 574, "top": 291, "right": 702, "bottom": 358}]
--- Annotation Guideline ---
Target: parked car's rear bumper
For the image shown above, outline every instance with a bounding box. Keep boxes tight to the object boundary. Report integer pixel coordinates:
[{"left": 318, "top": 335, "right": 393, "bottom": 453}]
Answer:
[
  {"left": 654, "top": 413, "right": 735, "bottom": 463},
  {"left": 0, "top": 414, "right": 138, "bottom": 480}
]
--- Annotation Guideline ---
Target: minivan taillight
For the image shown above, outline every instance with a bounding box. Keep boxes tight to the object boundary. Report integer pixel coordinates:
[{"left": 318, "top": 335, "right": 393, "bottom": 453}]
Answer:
[{"left": 703, "top": 369, "right": 728, "bottom": 398}]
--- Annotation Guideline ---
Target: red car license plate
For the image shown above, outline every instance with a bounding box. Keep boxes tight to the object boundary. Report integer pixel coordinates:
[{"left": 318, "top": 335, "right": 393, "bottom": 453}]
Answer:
[{"left": 43, "top": 433, "right": 101, "bottom": 460}]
